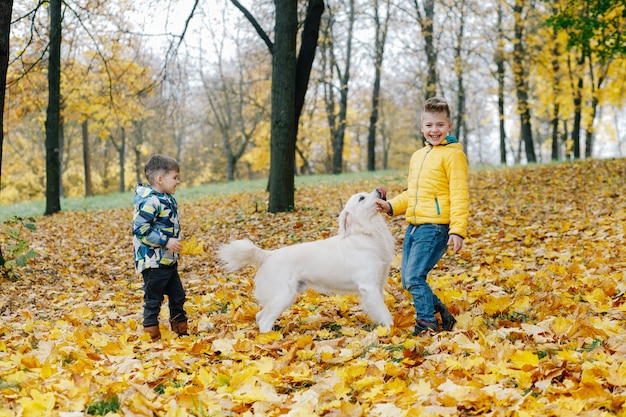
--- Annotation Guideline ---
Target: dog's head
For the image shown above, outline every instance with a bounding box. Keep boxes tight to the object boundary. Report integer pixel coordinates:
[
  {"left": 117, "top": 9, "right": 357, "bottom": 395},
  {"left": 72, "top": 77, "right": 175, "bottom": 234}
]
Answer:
[{"left": 338, "top": 188, "right": 387, "bottom": 236}]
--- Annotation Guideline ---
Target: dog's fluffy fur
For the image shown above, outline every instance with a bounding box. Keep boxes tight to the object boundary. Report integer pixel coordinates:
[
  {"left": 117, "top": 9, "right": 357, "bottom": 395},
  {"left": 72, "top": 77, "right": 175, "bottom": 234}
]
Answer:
[{"left": 217, "top": 189, "right": 395, "bottom": 333}]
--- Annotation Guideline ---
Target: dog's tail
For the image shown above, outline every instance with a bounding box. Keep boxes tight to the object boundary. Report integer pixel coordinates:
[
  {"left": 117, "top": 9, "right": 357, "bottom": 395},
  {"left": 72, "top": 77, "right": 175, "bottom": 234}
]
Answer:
[{"left": 217, "top": 239, "right": 268, "bottom": 273}]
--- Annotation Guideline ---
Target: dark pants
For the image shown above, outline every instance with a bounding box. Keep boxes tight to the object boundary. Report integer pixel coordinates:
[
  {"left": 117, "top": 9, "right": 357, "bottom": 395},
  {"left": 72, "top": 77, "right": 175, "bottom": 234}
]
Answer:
[{"left": 141, "top": 264, "right": 187, "bottom": 327}]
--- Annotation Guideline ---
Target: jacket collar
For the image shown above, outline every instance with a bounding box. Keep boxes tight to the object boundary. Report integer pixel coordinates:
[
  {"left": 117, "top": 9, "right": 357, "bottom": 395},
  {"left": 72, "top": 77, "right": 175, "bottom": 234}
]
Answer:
[{"left": 425, "top": 135, "right": 458, "bottom": 146}]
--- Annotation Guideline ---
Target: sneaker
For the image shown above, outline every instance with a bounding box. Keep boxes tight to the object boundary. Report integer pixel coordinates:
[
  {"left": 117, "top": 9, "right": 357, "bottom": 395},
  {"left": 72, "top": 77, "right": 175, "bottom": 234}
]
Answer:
[
  {"left": 413, "top": 319, "right": 439, "bottom": 336},
  {"left": 436, "top": 304, "right": 457, "bottom": 331}
]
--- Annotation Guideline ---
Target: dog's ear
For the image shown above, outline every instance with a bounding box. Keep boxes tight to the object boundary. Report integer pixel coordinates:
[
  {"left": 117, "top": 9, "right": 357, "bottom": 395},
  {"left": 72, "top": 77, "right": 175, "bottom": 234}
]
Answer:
[{"left": 338, "top": 210, "right": 351, "bottom": 236}]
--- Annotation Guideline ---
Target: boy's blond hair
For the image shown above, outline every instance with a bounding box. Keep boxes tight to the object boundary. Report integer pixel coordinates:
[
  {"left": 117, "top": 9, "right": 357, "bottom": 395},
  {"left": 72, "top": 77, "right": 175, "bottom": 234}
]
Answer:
[
  {"left": 422, "top": 96, "right": 451, "bottom": 121},
  {"left": 145, "top": 155, "right": 179, "bottom": 185}
]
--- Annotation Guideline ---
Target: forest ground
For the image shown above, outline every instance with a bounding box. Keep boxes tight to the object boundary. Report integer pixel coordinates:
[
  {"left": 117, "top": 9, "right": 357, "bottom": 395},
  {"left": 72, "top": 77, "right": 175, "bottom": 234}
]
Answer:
[{"left": 1, "top": 159, "right": 625, "bottom": 416}]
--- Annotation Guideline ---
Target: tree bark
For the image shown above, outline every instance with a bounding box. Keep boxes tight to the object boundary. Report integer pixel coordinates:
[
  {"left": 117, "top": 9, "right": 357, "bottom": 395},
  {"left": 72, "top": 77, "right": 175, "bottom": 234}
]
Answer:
[
  {"left": 367, "top": 0, "right": 390, "bottom": 171},
  {"left": 495, "top": 3, "right": 507, "bottom": 165},
  {"left": 512, "top": 0, "right": 536, "bottom": 163},
  {"left": 268, "top": 0, "right": 298, "bottom": 212},
  {"left": 0, "top": 0, "right": 13, "bottom": 200},
  {"left": 585, "top": 58, "right": 609, "bottom": 159},
  {"left": 0, "top": 0, "right": 13, "bottom": 267},
  {"left": 133, "top": 121, "right": 143, "bottom": 185},
  {"left": 45, "top": 0, "right": 62, "bottom": 215},
  {"left": 295, "top": 0, "right": 324, "bottom": 125},
  {"left": 569, "top": 51, "right": 584, "bottom": 159},
  {"left": 119, "top": 127, "right": 126, "bottom": 192},
  {"left": 550, "top": 30, "right": 561, "bottom": 161},
  {"left": 234, "top": 0, "right": 322, "bottom": 210},
  {"left": 551, "top": 104, "right": 560, "bottom": 161},
  {"left": 452, "top": 0, "right": 467, "bottom": 147},
  {"left": 414, "top": 0, "right": 438, "bottom": 99},
  {"left": 331, "top": 0, "right": 354, "bottom": 175}
]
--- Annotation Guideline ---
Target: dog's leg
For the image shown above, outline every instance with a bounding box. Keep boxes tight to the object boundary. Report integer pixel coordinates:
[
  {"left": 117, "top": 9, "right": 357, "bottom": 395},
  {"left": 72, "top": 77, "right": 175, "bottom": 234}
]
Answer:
[
  {"left": 255, "top": 290, "right": 298, "bottom": 333},
  {"left": 358, "top": 285, "right": 393, "bottom": 327}
]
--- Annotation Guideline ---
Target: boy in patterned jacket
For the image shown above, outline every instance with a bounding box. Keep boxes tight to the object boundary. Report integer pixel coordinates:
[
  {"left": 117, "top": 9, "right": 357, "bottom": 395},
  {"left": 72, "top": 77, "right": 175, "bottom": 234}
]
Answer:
[
  {"left": 376, "top": 96, "right": 470, "bottom": 335},
  {"left": 133, "top": 155, "right": 188, "bottom": 340}
]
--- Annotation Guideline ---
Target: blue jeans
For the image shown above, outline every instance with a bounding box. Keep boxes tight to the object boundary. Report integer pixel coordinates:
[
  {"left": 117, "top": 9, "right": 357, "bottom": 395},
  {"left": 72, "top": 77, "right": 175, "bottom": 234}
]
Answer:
[
  {"left": 401, "top": 224, "right": 449, "bottom": 323},
  {"left": 141, "top": 264, "right": 187, "bottom": 327}
]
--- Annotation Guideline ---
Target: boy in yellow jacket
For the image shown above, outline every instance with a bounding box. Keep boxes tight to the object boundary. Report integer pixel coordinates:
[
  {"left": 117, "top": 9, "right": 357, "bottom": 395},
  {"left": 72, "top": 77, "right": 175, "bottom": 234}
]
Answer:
[{"left": 376, "top": 96, "right": 469, "bottom": 335}]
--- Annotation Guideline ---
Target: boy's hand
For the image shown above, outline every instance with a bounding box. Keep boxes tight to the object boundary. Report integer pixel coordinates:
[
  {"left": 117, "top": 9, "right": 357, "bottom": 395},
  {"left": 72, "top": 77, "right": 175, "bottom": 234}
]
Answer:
[
  {"left": 448, "top": 234, "right": 464, "bottom": 253},
  {"left": 166, "top": 238, "right": 182, "bottom": 253},
  {"left": 375, "top": 199, "right": 391, "bottom": 214}
]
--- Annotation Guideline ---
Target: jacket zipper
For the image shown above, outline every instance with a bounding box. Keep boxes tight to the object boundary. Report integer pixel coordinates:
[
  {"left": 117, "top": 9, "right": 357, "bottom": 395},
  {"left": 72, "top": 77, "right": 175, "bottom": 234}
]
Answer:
[{"left": 413, "top": 145, "right": 432, "bottom": 224}]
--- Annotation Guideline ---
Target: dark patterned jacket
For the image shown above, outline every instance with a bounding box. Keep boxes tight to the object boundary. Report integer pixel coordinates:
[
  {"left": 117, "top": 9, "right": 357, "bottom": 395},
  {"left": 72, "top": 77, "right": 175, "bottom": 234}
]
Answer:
[{"left": 132, "top": 184, "right": 180, "bottom": 273}]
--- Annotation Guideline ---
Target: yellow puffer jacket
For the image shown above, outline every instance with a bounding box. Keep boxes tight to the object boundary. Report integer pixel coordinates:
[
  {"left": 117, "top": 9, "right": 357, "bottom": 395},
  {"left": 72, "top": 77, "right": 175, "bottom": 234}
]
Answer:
[{"left": 388, "top": 140, "right": 469, "bottom": 238}]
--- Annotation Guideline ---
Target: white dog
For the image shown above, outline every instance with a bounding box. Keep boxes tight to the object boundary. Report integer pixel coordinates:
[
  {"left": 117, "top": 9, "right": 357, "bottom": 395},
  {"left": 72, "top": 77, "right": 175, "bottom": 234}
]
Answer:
[{"left": 217, "top": 188, "right": 396, "bottom": 333}]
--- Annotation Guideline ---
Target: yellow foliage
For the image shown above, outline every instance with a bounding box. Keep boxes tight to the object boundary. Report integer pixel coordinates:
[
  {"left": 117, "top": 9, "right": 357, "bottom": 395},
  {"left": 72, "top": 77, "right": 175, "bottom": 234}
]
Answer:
[
  {"left": 16, "top": 390, "right": 54, "bottom": 417},
  {"left": 180, "top": 236, "right": 205, "bottom": 256},
  {"left": 1, "top": 160, "right": 626, "bottom": 415}
]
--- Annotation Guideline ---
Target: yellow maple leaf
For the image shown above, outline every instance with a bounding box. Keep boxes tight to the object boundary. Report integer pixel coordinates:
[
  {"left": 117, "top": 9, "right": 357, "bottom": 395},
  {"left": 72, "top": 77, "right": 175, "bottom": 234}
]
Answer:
[
  {"left": 583, "top": 288, "right": 612, "bottom": 313},
  {"left": 551, "top": 317, "right": 574, "bottom": 336},
  {"left": 17, "top": 389, "right": 55, "bottom": 417},
  {"left": 255, "top": 331, "right": 282, "bottom": 344},
  {"left": 234, "top": 380, "right": 283, "bottom": 403},
  {"left": 608, "top": 361, "right": 626, "bottom": 386},
  {"left": 229, "top": 366, "right": 259, "bottom": 389},
  {"left": 510, "top": 350, "right": 539, "bottom": 369},
  {"left": 195, "top": 367, "right": 214, "bottom": 388},
  {"left": 180, "top": 236, "right": 204, "bottom": 255},
  {"left": 482, "top": 295, "right": 514, "bottom": 316},
  {"left": 558, "top": 349, "right": 581, "bottom": 362},
  {"left": 333, "top": 381, "right": 352, "bottom": 400}
]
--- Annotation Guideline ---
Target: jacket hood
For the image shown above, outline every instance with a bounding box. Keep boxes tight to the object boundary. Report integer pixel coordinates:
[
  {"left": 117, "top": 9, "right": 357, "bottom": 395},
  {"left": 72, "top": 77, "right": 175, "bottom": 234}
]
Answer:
[{"left": 134, "top": 184, "right": 156, "bottom": 205}]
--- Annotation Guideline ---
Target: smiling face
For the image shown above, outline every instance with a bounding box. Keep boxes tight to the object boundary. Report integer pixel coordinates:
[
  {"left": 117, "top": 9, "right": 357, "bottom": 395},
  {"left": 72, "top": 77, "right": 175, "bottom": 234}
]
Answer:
[{"left": 421, "top": 111, "right": 452, "bottom": 146}]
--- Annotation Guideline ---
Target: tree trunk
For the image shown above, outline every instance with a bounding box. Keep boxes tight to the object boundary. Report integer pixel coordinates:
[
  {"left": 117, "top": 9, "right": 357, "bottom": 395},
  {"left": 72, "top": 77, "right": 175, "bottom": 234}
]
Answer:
[
  {"left": 550, "top": 55, "right": 560, "bottom": 161},
  {"left": 268, "top": 0, "right": 298, "bottom": 212},
  {"left": 321, "top": 24, "right": 336, "bottom": 173},
  {"left": 367, "top": 0, "right": 390, "bottom": 172},
  {"left": 414, "top": 0, "right": 438, "bottom": 99},
  {"left": 0, "top": 0, "right": 13, "bottom": 266},
  {"left": 331, "top": 0, "right": 354, "bottom": 175},
  {"left": 234, "top": 0, "right": 322, "bottom": 209},
  {"left": 295, "top": 0, "right": 324, "bottom": 125},
  {"left": 45, "top": 0, "right": 62, "bottom": 215},
  {"left": 59, "top": 109, "right": 65, "bottom": 198},
  {"left": 133, "top": 121, "right": 143, "bottom": 185},
  {"left": 562, "top": 120, "right": 570, "bottom": 159},
  {"left": 452, "top": 0, "right": 467, "bottom": 146},
  {"left": 512, "top": 0, "right": 536, "bottom": 163},
  {"left": 585, "top": 97, "right": 597, "bottom": 159},
  {"left": 0, "top": 0, "right": 12, "bottom": 198},
  {"left": 119, "top": 127, "right": 126, "bottom": 192},
  {"left": 549, "top": 16, "right": 561, "bottom": 161},
  {"left": 585, "top": 59, "right": 609, "bottom": 159},
  {"left": 495, "top": 3, "right": 507, "bottom": 165},
  {"left": 568, "top": 50, "right": 584, "bottom": 159},
  {"left": 551, "top": 104, "right": 560, "bottom": 161}
]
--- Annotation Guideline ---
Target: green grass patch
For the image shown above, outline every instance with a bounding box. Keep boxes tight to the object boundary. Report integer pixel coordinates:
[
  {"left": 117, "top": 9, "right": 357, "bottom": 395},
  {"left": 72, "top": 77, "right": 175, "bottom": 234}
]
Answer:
[
  {"left": 86, "top": 395, "right": 121, "bottom": 415},
  {"left": 0, "top": 170, "right": 403, "bottom": 223}
]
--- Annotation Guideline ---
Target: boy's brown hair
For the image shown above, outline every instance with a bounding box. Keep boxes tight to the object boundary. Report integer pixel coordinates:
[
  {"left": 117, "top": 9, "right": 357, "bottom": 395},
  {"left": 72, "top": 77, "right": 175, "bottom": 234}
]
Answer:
[
  {"left": 145, "top": 155, "right": 179, "bottom": 185},
  {"left": 422, "top": 96, "right": 451, "bottom": 121}
]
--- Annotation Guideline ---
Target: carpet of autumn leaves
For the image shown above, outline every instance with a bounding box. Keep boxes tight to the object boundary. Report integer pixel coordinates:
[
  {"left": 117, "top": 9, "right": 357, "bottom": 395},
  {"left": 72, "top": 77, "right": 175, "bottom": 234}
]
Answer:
[{"left": 1, "top": 158, "right": 626, "bottom": 417}]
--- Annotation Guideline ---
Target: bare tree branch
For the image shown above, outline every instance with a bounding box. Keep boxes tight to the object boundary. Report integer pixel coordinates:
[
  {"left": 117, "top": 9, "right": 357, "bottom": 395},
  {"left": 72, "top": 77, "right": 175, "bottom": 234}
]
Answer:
[{"left": 229, "top": 0, "right": 273, "bottom": 53}]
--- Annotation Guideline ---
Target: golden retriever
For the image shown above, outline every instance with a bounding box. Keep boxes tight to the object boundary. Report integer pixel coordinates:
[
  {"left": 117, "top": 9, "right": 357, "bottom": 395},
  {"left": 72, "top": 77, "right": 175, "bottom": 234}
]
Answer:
[{"left": 217, "top": 188, "right": 395, "bottom": 333}]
